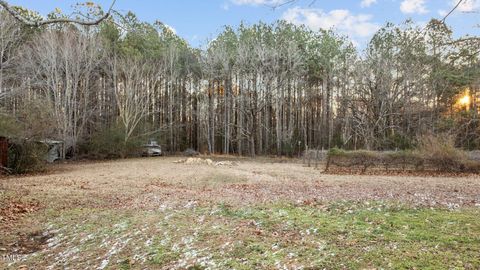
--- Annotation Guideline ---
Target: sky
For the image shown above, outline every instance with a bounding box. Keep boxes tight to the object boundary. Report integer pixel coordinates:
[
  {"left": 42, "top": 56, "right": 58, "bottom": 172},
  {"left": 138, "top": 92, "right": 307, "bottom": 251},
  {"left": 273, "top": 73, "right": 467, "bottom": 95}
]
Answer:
[{"left": 7, "top": 0, "right": 480, "bottom": 48}]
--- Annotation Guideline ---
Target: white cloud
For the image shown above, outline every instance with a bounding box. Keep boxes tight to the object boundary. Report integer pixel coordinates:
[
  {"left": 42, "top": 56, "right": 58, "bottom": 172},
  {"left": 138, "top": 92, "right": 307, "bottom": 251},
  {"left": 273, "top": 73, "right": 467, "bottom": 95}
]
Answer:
[
  {"left": 222, "top": 2, "right": 230, "bottom": 10},
  {"left": 360, "top": 0, "right": 377, "bottom": 8},
  {"left": 453, "top": 0, "right": 480, "bottom": 12},
  {"left": 439, "top": 0, "right": 479, "bottom": 18},
  {"left": 282, "top": 7, "right": 379, "bottom": 40},
  {"left": 400, "top": 0, "right": 429, "bottom": 14},
  {"left": 437, "top": 9, "right": 447, "bottom": 16}
]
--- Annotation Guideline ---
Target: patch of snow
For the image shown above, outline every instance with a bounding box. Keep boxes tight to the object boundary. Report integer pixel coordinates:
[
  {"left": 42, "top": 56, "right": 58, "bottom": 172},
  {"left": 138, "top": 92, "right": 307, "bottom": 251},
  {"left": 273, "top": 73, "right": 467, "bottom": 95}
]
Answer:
[
  {"left": 145, "top": 238, "right": 153, "bottom": 247},
  {"left": 184, "top": 200, "right": 198, "bottom": 209},
  {"left": 97, "top": 259, "right": 109, "bottom": 270},
  {"left": 97, "top": 236, "right": 132, "bottom": 269}
]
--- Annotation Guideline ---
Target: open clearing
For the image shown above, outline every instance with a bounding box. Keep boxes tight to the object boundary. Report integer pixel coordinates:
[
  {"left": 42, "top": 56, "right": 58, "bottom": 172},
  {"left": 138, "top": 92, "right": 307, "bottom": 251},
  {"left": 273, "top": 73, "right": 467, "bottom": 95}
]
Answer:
[{"left": 1, "top": 157, "right": 480, "bottom": 269}]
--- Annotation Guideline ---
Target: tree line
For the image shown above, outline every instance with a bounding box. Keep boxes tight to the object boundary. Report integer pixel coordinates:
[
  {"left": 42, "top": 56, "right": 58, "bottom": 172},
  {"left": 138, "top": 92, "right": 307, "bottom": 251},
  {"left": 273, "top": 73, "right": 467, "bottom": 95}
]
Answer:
[{"left": 0, "top": 6, "right": 479, "bottom": 158}]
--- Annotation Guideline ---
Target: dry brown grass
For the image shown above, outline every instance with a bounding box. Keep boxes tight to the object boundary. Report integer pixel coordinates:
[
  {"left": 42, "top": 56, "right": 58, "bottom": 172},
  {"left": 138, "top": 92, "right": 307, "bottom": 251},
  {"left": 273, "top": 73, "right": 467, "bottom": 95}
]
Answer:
[
  {"left": 1, "top": 156, "right": 479, "bottom": 211},
  {"left": 1, "top": 156, "right": 480, "bottom": 269}
]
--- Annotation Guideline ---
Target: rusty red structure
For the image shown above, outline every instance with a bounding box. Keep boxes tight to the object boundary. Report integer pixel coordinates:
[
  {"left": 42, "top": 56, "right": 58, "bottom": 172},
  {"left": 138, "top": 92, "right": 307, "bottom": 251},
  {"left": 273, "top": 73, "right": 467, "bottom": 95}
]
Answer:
[{"left": 0, "top": 136, "right": 8, "bottom": 169}]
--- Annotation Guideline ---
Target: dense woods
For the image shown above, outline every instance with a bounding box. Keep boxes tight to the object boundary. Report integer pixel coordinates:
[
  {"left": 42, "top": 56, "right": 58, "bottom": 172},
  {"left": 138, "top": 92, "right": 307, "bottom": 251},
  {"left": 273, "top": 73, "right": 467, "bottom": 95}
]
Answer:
[{"left": 0, "top": 6, "right": 479, "bottom": 158}]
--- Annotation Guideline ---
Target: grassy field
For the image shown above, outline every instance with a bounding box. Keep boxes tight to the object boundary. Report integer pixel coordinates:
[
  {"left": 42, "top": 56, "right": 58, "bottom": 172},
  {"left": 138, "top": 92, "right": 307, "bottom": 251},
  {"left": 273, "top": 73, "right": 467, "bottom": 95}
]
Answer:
[{"left": 1, "top": 157, "right": 480, "bottom": 269}]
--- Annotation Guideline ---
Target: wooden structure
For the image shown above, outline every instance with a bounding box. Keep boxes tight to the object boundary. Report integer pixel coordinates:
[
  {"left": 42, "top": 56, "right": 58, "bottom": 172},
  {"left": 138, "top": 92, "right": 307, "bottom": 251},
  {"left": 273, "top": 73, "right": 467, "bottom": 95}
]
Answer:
[{"left": 0, "top": 136, "right": 7, "bottom": 169}]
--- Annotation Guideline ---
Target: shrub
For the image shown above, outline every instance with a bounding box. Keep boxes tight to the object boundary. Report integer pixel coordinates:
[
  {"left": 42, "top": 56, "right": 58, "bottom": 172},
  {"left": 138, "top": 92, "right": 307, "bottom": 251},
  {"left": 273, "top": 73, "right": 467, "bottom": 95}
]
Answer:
[
  {"left": 79, "top": 126, "right": 142, "bottom": 159},
  {"left": 7, "top": 139, "right": 47, "bottom": 174},
  {"left": 383, "top": 151, "right": 424, "bottom": 171},
  {"left": 280, "top": 141, "right": 300, "bottom": 157},
  {"left": 0, "top": 113, "right": 20, "bottom": 138},
  {"left": 183, "top": 148, "right": 200, "bottom": 157},
  {"left": 16, "top": 98, "right": 56, "bottom": 140},
  {"left": 381, "top": 133, "right": 413, "bottom": 150},
  {"left": 326, "top": 148, "right": 382, "bottom": 173},
  {"left": 416, "top": 135, "right": 473, "bottom": 172},
  {"left": 325, "top": 135, "right": 480, "bottom": 174},
  {"left": 1, "top": 109, "right": 51, "bottom": 175}
]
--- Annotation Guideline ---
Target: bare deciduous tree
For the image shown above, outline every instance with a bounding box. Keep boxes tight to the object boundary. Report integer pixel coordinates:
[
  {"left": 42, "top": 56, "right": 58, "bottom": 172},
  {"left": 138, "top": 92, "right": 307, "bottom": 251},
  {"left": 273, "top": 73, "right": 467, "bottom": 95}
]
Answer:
[
  {"left": 0, "top": 0, "right": 116, "bottom": 27},
  {"left": 0, "top": 11, "right": 22, "bottom": 101},
  {"left": 113, "top": 57, "right": 153, "bottom": 144},
  {"left": 21, "top": 28, "right": 104, "bottom": 156}
]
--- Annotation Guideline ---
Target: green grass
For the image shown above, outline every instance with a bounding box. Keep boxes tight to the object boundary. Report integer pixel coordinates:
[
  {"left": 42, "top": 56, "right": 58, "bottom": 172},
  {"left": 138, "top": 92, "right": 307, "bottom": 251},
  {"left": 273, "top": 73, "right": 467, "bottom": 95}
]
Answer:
[
  {"left": 8, "top": 202, "right": 480, "bottom": 269},
  {"left": 215, "top": 202, "right": 480, "bottom": 269}
]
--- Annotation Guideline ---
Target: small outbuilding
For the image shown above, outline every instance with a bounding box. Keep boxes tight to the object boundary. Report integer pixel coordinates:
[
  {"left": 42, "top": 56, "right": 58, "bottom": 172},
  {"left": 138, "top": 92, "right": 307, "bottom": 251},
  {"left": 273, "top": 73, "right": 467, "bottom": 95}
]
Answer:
[
  {"left": 0, "top": 136, "right": 8, "bottom": 169},
  {"left": 38, "top": 139, "right": 64, "bottom": 163}
]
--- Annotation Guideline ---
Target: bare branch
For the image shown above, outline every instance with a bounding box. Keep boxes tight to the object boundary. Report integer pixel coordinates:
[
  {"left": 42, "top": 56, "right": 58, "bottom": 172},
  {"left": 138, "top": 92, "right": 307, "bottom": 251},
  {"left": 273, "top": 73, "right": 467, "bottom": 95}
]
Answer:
[
  {"left": 267, "top": 0, "right": 317, "bottom": 10},
  {"left": 441, "top": 0, "right": 464, "bottom": 23},
  {"left": 0, "top": 0, "right": 116, "bottom": 26}
]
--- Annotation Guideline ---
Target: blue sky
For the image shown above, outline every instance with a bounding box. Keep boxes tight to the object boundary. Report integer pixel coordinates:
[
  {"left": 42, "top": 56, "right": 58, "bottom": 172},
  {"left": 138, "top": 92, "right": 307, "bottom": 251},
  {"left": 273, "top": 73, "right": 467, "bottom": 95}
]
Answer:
[{"left": 8, "top": 0, "right": 480, "bottom": 47}]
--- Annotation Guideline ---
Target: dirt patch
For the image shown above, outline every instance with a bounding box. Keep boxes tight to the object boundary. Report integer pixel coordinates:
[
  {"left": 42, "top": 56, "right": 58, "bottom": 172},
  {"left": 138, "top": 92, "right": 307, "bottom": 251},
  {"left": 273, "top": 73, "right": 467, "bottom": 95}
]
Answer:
[
  {"left": 0, "top": 200, "right": 41, "bottom": 227},
  {"left": 2, "top": 231, "right": 54, "bottom": 255}
]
